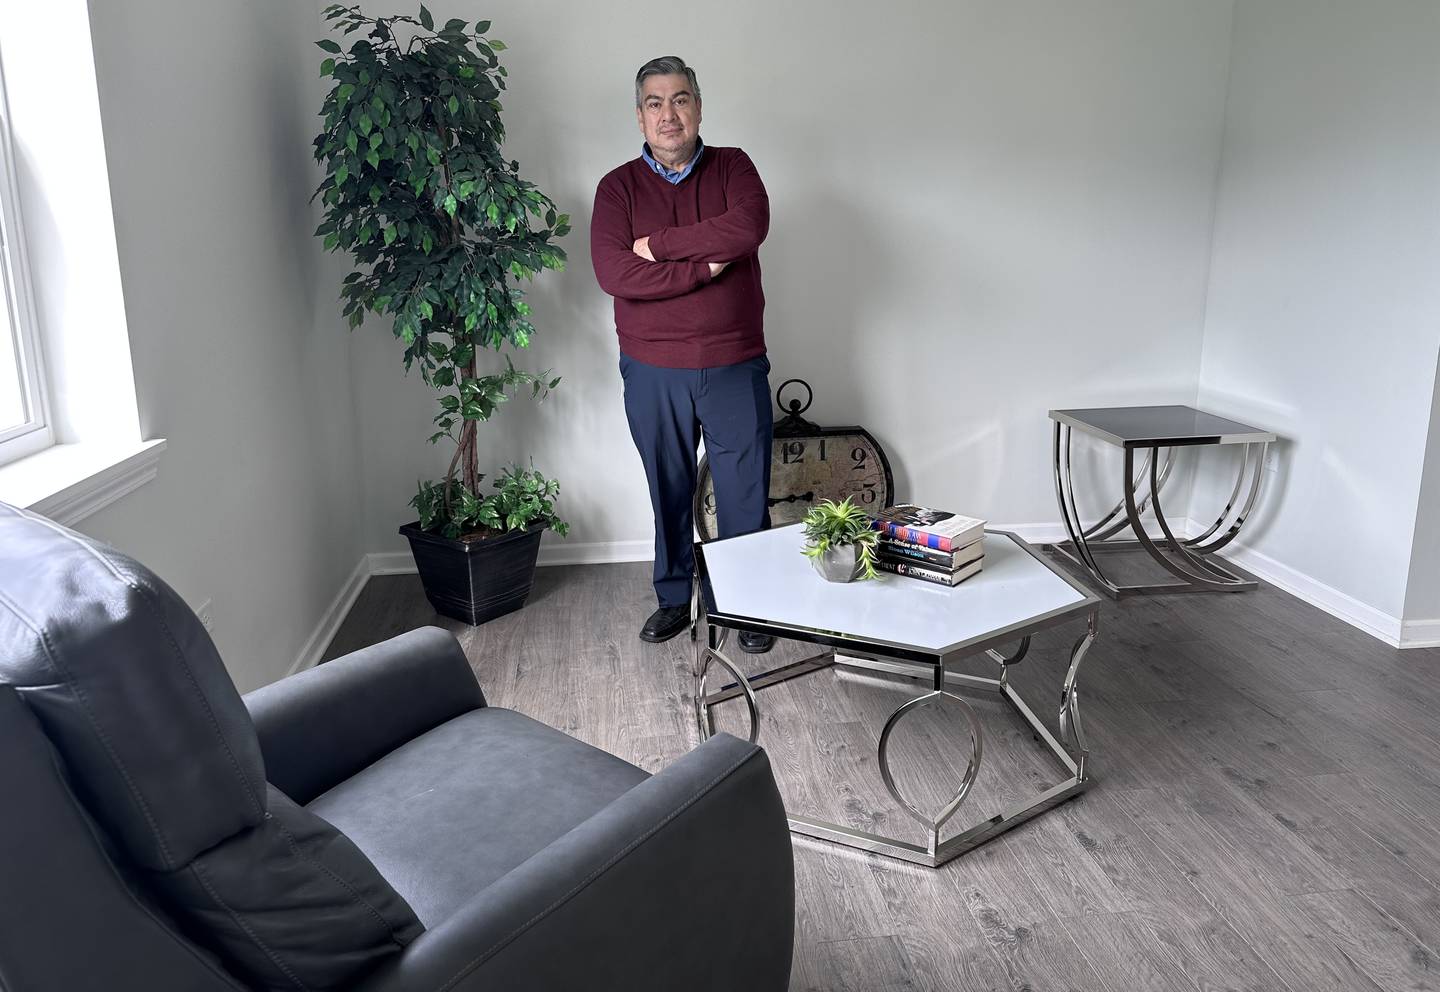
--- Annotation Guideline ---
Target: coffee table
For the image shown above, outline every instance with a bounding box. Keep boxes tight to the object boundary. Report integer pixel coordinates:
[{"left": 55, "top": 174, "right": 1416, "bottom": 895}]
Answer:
[
  {"left": 691, "top": 525, "right": 1101, "bottom": 868},
  {"left": 1048, "top": 405, "right": 1277, "bottom": 596}
]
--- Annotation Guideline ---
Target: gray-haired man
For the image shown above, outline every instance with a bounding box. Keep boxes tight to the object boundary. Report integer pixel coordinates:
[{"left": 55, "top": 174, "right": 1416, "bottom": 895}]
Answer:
[{"left": 590, "top": 57, "right": 775, "bottom": 652}]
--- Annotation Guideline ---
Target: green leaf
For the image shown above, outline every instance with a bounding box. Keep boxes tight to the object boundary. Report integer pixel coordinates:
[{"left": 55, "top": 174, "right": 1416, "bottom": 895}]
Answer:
[
  {"left": 490, "top": 39, "right": 506, "bottom": 51},
  {"left": 422, "top": 230, "right": 434, "bottom": 253},
  {"left": 320, "top": 57, "right": 336, "bottom": 76},
  {"left": 383, "top": 225, "right": 397, "bottom": 246},
  {"left": 418, "top": 4, "right": 433, "bottom": 29},
  {"left": 337, "top": 82, "right": 356, "bottom": 104},
  {"left": 366, "top": 149, "right": 381, "bottom": 169},
  {"left": 369, "top": 131, "right": 383, "bottom": 150},
  {"left": 443, "top": 18, "right": 467, "bottom": 32},
  {"left": 443, "top": 194, "right": 457, "bottom": 216},
  {"left": 317, "top": 39, "right": 342, "bottom": 53},
  {"left": 335, "top": 163, "right": 349, "bottom": 186},
  {"left": 475, "top": 19, "right": 491, "bottom": 32},
  {"left": 447, "top": 95, "right": 459, "bottom": 114},
  {"left": 323, "top": 231, "right": 339, "bottom": 251},
  {"left": 358, "top": 113, "right": 372, "bottom": 135}
]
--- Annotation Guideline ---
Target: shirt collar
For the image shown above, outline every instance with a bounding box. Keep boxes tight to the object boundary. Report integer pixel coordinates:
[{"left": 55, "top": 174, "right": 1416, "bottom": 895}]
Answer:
[{"left": 641, "top": 138, "right": 704, "bottom": 185}]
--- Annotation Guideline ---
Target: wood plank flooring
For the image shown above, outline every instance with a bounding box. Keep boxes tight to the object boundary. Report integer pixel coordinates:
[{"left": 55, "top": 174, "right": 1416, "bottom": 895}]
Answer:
[{"left": 323, "top": 553, "right": 1440, "bottom": 991}]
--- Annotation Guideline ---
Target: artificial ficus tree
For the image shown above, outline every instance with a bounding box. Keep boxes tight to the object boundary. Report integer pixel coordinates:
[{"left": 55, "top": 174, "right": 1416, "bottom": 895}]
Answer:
[{"left": 313, "top": 4, "right": 571, "bottom": 539}]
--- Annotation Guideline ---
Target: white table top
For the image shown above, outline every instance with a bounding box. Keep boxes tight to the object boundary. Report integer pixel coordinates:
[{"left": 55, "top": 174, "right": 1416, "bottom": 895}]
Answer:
[{"left": 696, "top": 525, "right": 1097, "bottom": 660}]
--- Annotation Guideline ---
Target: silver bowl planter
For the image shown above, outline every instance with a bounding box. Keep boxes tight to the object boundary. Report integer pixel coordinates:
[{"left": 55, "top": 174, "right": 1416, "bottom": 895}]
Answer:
[{"left": 810, "top": 543, "right": 861, "bottom": 582}]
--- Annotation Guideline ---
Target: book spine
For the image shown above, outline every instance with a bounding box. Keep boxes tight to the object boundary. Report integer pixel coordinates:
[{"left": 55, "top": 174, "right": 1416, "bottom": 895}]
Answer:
[
  {"left": 874, "top": 521, "right": 954, "bottom": 552},
  {"left": 875, "top": 559, "right": 957, "bottom": 586},
  {"left": 877, "top": 542, "right": 958, "bottom": 569}
]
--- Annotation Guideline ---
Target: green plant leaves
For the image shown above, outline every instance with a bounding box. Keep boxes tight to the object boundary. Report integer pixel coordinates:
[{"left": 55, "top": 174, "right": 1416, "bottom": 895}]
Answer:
[
  {"left": 313, "top": 8, "right": 572, "bottom": 538},
  {"left": 801, "top": 497, "right": 880, "bottom": 579},
  {"left": 408, "top": 466, "right": 567, "bottom": 539}
]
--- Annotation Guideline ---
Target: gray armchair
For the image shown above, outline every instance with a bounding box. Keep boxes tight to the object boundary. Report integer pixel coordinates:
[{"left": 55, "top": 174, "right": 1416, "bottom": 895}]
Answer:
[{"left": 0, "top": 501, "right": 794, "bottom": 991}]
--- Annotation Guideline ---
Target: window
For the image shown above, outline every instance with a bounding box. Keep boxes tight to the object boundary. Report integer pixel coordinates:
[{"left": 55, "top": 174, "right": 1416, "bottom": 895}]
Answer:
[{"left": 0, "top": 55, "right": 50, "bottom": 467}]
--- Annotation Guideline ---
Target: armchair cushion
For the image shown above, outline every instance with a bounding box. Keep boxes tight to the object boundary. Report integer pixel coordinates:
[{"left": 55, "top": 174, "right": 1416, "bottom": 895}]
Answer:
[
  {"left": 245, "top": 626, "right": 485, "bottom": 805},
  {"left": 308, "top": 706, "right": 649, "bottom": 927},
  {"left": 352, "top": 732, "right": 794, "bottom": 992}
]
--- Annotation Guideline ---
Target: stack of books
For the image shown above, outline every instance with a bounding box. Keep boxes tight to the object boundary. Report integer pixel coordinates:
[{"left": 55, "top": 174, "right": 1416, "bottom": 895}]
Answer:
[{"left": 872, "top": 504, "right": 986, "bottom": 587}]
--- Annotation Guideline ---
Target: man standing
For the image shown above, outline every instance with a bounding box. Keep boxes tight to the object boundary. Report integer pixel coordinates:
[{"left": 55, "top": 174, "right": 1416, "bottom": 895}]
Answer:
[{"left": 591, "top": 56, "right": 775, "bottom": 653}]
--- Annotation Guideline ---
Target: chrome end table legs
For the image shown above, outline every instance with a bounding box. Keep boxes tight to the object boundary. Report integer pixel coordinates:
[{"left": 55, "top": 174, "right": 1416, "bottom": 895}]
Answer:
[{"left": 1050, "top": 420, "right": 1269, "bottom": 597}]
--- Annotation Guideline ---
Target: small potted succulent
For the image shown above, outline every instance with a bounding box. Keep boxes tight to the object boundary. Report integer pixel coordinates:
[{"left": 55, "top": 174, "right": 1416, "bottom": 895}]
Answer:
[{"left": 801, "top": 497, "right": 880, "bottom": 582}]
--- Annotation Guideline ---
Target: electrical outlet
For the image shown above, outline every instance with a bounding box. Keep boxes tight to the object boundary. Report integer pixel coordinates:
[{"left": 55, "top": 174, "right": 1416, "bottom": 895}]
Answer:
[{"left": 196, "top": 599, "right": 216, "bottom": 634}]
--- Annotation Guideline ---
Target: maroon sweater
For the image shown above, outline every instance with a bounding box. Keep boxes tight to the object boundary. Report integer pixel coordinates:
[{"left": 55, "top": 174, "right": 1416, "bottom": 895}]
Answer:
[{"left": 591, "top": 146, "right": 769, "bottom": 368}]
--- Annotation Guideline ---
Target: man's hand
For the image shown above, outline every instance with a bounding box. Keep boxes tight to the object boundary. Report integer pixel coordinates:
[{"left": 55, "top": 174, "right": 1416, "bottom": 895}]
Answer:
[{"left": 708, "top": 261, "right": 729, "bottom": 277}]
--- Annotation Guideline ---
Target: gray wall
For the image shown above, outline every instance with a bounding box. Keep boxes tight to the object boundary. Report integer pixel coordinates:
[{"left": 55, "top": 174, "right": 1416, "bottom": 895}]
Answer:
[
  {"left": 1192, "top": 0, "right": 1440, "bottom": 624},
  {"left": 1405, "top": 351, "right": 1440, "bottom": 625},
  {"left": 74, "top": 0, "right": 365, "bottom": 692},
  {"left": 345, "top": 0, "right": 1236, "bottom": 557}
]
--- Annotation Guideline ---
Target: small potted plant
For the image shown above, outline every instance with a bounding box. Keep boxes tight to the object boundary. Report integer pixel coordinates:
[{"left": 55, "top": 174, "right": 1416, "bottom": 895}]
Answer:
[
  {"left": 801, "top": 497, "right": 880, "bottom": 582},
  {"left": 401, "top": 465, "right": 568, "bottom": 624}
]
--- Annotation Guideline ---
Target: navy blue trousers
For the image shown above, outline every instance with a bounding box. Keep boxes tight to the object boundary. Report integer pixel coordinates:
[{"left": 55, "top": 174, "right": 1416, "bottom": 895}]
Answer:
[{"left": 621, "top": 353, "right": 774, "bottom": 608}]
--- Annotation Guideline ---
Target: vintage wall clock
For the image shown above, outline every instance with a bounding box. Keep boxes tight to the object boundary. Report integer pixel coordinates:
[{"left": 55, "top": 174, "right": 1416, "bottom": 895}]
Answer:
[{"left": 694, "top": 379, "right": 895, "bottom": 542}]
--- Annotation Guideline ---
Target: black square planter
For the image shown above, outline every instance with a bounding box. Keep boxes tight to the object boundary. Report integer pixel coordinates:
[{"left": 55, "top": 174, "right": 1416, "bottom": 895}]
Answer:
[{"left": 399, "top": 521, "right": 545, "bottom": 626}]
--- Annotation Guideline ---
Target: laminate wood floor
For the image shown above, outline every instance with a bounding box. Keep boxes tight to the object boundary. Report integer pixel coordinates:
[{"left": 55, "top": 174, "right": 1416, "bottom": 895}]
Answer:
[{"left": 323, "top": 553, "right": 1440, "bottom": 992}]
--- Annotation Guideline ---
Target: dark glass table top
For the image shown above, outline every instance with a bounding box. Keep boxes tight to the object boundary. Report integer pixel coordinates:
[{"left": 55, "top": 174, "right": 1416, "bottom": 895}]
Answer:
[{"left": 1048, "top": 405, "right": 1275, "bottom": 448}]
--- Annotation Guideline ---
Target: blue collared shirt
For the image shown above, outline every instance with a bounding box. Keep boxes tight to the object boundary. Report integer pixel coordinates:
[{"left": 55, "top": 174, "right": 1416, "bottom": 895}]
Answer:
[{"left": 641, "top": 138, "right": 704, "bottom": 184}]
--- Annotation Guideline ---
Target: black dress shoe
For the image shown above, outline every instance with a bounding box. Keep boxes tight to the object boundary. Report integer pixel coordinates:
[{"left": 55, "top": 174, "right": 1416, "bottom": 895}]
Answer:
[
  {"left": 738, "top": 631, "right": 775, "bottom": 654},
  {"left": 640, "top": 605, "right": 690, "bottom": 643}
]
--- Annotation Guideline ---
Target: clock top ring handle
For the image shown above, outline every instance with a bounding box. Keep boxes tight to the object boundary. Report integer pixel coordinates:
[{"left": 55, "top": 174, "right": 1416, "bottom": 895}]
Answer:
[{"left": 775, "top": 378, "right": 813, "bottom": 417}]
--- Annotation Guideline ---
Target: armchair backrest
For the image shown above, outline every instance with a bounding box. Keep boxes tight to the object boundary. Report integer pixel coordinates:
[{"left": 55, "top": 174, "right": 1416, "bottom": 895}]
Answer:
[{"left": 0, "top": 503, "right": 422, "bottom": 991}]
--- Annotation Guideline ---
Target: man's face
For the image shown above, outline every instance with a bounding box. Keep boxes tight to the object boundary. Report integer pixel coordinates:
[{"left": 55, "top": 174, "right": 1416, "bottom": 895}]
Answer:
[{"left": 636, "top": 73, "right": 701, "bottom": 161}]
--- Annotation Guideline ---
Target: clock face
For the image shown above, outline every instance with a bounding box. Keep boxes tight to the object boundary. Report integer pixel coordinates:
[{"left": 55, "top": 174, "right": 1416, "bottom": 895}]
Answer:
[{"left": 695, "top": 429, "right": 893, "bottom": 542}]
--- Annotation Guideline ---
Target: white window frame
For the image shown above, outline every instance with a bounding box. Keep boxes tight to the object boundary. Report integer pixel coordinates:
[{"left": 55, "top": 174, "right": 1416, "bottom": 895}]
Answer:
[{"left": 0, "top": 53, "right": 52, "bottom": 468}]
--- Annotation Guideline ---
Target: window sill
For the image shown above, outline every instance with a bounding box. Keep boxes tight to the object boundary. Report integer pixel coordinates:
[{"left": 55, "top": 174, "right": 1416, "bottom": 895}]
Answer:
[{"left": 0, "top": 438, "right": 167, "bottom": 526}]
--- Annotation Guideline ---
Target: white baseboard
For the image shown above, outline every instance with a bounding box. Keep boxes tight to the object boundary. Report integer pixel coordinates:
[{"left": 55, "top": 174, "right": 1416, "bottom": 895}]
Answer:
[
  {"left": 293, "top": 521, "right": 1438, "bottom": 675},
  {"left": 1009, "top": 520, "right": 1438, "bottom": 652},
  {"left": 367, "top": 550, "right": 419, "bottom": 575},
  {"left": 286, "top": 555, "right": 372, "bottom": 677},
  {"left": 1219, "top": 541, "right": 1407, "bottom": 648},
  {"left": 538, "top": 538, "right": 653, "bottom": 566},
  {"left": 1398, "top": 618, "right": 1440, "bottom": 650}
]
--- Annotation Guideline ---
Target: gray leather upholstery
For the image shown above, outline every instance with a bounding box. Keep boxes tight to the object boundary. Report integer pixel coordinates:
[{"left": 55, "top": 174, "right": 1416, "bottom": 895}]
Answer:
[
  {"left": 309, "top": 706, "right": 651, "bottom": 926},
  {"left": 0, "top": 685, "right": 244, "bottom": 992},
  {"left": 0, "top": 498, "right": 795, "bottom": 991},
  {"left": 245, "top": 626, "right": 485, "bottom": 805},
  {"left": 0, "top": 503, "right": 422, "bottom": 991},
  {"left": 352, "top": 733, "right": 795, "bottom": 992}
]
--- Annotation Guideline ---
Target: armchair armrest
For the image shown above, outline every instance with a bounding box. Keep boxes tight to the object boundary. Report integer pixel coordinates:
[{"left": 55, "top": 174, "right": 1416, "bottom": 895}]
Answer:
[
  {"left": 355, "top": 733, "right": 794, "bottom": 992},
  {"left": 243, "top": 626, "right": 485, "bottom": 804}
]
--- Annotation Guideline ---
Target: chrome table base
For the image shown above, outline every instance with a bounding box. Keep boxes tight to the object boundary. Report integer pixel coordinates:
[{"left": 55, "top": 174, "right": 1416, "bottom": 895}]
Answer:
[
  {"left": 692, "top": 614, "right": 1097, "bottom": 868},
  {"left": 1048, "top": 421, "right": 1270, "bottom": 598}
]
